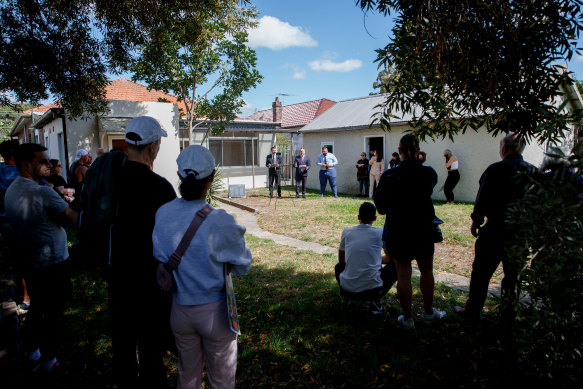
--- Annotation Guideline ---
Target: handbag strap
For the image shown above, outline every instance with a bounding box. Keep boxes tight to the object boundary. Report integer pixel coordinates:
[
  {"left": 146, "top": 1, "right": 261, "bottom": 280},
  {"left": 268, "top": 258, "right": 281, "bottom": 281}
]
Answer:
[{"left": 166, "top": 204, "right": 214, "bottom": 270}]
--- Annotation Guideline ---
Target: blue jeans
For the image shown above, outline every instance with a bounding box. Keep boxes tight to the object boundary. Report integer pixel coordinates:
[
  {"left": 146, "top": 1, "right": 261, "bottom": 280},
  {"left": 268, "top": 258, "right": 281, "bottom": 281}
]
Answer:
[
  {"left": 319, "top": 169, "right": 337, "bottom": 196},
  {"left": 358, "top": 178, "right": 369, "bottom": 195}
]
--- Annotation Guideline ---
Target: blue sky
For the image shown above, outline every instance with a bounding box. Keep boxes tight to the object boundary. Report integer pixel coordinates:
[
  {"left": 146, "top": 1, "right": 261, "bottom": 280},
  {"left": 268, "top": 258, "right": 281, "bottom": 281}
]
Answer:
[
  {"left": 241, "top": 0, "right": 583, "bottom": 116},
  {"left": 240, "top": 0, "right": 394, "bottom": 115}
]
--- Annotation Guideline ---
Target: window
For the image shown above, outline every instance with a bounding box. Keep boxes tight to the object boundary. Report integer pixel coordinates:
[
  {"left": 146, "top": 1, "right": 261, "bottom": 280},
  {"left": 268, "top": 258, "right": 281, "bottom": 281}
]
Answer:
[
  {"left": 321, "top": 142, "right": 334, "bottom": 154},
  {"left": 209, "top": 138, "right": 259, "bottom": 167}
]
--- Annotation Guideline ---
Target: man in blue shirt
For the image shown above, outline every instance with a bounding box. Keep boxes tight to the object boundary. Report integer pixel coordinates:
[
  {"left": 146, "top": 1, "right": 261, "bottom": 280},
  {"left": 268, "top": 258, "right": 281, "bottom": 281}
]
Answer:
[{"left": 316, "top": 146, "right": 339, "bottom": 197}]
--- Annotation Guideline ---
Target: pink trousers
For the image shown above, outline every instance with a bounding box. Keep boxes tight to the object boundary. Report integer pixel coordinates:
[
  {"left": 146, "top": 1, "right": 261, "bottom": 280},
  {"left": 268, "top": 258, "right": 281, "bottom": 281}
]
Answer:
[{"left": 171, "top": 298, "right": 238, "bottom": 389}]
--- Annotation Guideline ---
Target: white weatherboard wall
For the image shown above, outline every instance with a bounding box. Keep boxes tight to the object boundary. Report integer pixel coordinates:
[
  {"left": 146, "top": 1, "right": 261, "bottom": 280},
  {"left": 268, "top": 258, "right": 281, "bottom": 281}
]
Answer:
[{"left": 303, "top": 126, "right": 564, "bottom": 202}]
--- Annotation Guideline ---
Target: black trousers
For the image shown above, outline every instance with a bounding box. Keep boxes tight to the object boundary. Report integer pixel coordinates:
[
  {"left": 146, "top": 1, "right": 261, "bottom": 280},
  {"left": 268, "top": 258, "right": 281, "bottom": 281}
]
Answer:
[
  {"left": 465, "top": 228, "right": 520, "bottom": 318},
  {"left": 444, "top": 170, "right": 460, "bottom": 202},
  {"left": 295, "top": 175, "right": 307, "bottom": 195},
  {"left": 334, "top": 262, "right": 398, "bottom": 300},
  {"left": 268, "top": 171, "right": 281, "bottom": 196},
  {"left": 24, "top": 260, "right": 71, "bottom": 361},
  {"left": 109, "top": 279, "right": 171, "bottom": 389}
]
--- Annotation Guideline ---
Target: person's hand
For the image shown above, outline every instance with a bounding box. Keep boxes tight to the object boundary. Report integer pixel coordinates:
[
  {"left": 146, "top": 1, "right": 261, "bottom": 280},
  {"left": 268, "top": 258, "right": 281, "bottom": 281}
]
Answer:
[
  {"left": 268, "top": 163, "right": 271, "bottom": 168},
  {"left": 418, "top": 151, "right": 427, "bottom": 164},
  {"left": 470, "top": 221, "right": 480, "bottom": 238}
]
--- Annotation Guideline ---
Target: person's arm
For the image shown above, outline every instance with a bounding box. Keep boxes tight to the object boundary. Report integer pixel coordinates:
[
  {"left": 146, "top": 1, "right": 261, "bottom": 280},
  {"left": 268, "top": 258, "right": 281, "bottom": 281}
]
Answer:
[
  {"left": 61, "top": 206, "right": 79, "bottom": 228},
  {"left": 75, "top": 165, "right": 88, "bottom": 183},
  {"left": 266, "top": 155, "right": 271, "bottom": 168},
  {"left": 470, "top": 168, "right": 492, "bottom": 237},
  {"left": 445, "top": 156, "right": 457, "bottom": 169},
  {"left": 316, "top": 155, "right": 324, "bottom": 167},
  {"left": 329, "top": 154, "right": 338, "bottom": 167},
  {"left": 306, "top": 157, "right": 310, "bottom": 170},
  {"left": 294, "top": 157, "right": 298, "bottom": 168},
  {"left": 381, "top": 254, "right": 391, "bottom": 264},
  {"left": 209, "top": 211, "right": 252, "bottom": 275},
  {"left": 369, "top": 156, "right": 376, "bottom": 165},
  {"left": 338, "top": 249, "right": 346, "bottom": 264}
]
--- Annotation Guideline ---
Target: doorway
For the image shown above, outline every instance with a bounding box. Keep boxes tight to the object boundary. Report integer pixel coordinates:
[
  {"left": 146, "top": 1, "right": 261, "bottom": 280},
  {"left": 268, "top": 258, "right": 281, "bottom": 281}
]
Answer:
[{"left": 365, "top": 136, "right": 385, "bottom": 160}]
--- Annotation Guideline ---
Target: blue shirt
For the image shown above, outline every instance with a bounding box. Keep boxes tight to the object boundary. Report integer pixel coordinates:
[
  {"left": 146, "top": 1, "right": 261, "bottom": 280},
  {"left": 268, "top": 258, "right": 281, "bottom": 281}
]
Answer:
[
  {"left": 153, "top": 199, "right": 252, "bottom": 306},
  {"left": 316, "top": 153, "right": 338, "bottom": 170}
]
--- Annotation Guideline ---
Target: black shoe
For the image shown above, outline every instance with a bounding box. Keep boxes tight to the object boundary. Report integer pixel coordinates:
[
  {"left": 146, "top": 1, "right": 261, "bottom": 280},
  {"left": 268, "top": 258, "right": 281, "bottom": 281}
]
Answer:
[
  {"left": 295, "top": 194, "right": 299, "bottom": 198},
  {"left": 302, "top": 195, "right": 306, "bottom": 199},
  {"left": 269, "top": 194, "right": 273, "bottom": 198},
  {"left": 278, "top": 195, "right": 282, "bottom": 199}
]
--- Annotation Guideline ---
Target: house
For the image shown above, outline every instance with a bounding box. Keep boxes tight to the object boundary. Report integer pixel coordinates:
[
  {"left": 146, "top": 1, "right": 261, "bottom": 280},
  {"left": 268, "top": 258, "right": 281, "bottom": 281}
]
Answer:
[
  {"left": 10, "top": 78, "right": 183, "bottom": 187},
  {"left": 246, "top": 97, "right": 336, "bottom": 151},
  {"left": 300, "top": 83, "right": 582, "bottom": 202},
  {"left": 186, "top": 97, "right": 336, "bottom": 189}
]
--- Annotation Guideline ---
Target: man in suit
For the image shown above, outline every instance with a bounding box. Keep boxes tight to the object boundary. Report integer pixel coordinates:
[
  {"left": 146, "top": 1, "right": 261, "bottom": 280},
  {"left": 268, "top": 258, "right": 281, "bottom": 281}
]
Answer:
[
  {"left": 293, "top": 148, "right": 310, "bottom": 198},
  {"left": 266, "top": 145, "right": 282, "bottom": 198}
]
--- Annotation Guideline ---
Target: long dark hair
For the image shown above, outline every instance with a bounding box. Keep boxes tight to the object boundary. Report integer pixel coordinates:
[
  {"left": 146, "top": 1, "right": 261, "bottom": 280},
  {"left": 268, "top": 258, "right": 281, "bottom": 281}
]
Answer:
[{"left": 399, "top": 134, "right": 419, "bottom": 161}]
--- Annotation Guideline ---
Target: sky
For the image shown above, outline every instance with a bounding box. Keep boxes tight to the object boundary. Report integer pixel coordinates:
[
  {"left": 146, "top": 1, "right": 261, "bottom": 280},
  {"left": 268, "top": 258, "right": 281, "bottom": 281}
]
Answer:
[
  {"left": 240, "top": 0, "right": 583, "bottom": 117},
  {"left": 239, "top": 0, "right": 395, "bottom": 116}
]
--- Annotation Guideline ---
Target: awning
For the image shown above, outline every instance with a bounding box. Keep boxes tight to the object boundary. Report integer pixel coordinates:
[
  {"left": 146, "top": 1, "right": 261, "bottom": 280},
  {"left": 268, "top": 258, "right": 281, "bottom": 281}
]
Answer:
[{"left": 99, "top": 117, "right": 132, "bottom": 133}]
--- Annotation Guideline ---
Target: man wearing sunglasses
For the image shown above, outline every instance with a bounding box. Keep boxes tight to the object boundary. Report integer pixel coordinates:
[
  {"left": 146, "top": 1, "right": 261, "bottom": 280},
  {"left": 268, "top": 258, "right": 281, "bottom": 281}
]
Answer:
[{"left": 5, "top": 143, "right": 79, "bottom": 374}]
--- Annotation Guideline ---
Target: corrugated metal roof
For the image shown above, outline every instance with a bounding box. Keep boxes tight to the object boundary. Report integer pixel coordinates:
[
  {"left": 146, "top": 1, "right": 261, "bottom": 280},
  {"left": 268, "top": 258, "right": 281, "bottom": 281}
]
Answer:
[{"left": 301, "top": 94, "right": 413, "bottom": 132}]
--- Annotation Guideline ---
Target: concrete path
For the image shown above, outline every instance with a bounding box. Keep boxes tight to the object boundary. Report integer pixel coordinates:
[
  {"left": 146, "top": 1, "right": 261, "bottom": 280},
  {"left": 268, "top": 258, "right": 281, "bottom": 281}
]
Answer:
[{"left": 218, "top": 201, "right": 501, "bottom": 297}]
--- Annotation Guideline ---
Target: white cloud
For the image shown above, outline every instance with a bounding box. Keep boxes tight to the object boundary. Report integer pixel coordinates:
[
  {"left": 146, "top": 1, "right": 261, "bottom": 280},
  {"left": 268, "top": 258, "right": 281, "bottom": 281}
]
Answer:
[
  {"left": 247, "top": 16, "right": 318, "bottom": 50},
  {"left": 238, "top": 100, "right": 256, "bottom": 117},
  {"left": 576, "top": 53, "right": 583, "bottom": 62},
  {"left": 293, "top": 70, "right": 306, "bottom": 80},
  {"left": 308, "top": 59, "right": 363, "bottom": 73}
]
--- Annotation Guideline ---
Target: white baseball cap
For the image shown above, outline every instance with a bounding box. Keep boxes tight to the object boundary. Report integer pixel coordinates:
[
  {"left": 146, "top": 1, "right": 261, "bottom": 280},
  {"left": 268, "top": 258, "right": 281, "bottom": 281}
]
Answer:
[
  {"left": 177, "top": 145, "right": 215, "bottom": 180},
  {"left": 75, "top": 149, "right": 88, "bottom": 161},
  {"left": 125, "top": 116, "right": 168, "bottom": 146}
]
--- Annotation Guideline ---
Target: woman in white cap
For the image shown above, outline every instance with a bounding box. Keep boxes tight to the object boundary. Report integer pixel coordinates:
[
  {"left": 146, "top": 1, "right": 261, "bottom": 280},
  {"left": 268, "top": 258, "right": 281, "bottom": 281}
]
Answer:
[{"left": 152, "top": 145, "right": 252, "bottom": 389}]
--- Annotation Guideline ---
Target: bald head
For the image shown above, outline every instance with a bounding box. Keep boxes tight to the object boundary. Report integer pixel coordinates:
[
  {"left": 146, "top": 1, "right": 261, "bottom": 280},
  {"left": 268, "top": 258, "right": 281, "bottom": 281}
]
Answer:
[{"left": 500, "top": 132, "right": 525, "bottom": 159}]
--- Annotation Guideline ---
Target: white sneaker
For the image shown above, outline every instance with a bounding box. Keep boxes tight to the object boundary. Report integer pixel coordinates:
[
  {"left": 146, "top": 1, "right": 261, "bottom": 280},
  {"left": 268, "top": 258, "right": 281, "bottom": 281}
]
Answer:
[
  {"left": 422, "top": 307, "right": 446, "bottom": 323},
  {"left": 397, "top": 315, "right": 415, "bottom": 330}
]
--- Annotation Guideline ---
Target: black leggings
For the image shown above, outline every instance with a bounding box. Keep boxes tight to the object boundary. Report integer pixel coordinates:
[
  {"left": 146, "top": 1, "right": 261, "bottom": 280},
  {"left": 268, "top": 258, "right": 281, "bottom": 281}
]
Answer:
[{"left": 444, "top": 170, "right": 460, "bottom": 202}]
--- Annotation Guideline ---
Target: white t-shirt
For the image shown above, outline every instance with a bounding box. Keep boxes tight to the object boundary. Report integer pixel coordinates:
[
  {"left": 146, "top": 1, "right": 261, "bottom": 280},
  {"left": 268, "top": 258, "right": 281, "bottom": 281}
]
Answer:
[
  {"left": 338, "top": 224, "right": 383, "bottom": 293},
  {"left": 451, "top": 160, "right": 459, "bottom": 170}
]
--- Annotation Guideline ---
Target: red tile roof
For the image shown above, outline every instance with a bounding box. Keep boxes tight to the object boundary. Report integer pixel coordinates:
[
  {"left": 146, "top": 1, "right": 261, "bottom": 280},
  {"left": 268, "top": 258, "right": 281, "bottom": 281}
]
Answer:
[
  {"left": 27, "top": 78, "right": 188, "bottom": 115},
  {"left": 246, "top": 98, "right": 336, "bottom": 128}
]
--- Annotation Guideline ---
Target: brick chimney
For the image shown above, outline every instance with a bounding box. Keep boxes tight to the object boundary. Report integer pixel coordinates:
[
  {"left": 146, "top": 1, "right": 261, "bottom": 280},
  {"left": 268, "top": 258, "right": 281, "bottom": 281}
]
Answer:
[{"left": 272, "top": 97, "right": 282, "bottom": 122}]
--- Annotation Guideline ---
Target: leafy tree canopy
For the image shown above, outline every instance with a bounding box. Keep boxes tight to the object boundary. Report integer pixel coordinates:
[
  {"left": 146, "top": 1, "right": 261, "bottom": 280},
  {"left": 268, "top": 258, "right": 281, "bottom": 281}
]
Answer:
[
  {"left": 0, "top": 0, "right": 246, "bottom": 118},
  {"left": 131, "top": 0, "right": 262, "bottom": 143},
  {"left": 357, "top": 0, "right": 583, "bottom": 144}
]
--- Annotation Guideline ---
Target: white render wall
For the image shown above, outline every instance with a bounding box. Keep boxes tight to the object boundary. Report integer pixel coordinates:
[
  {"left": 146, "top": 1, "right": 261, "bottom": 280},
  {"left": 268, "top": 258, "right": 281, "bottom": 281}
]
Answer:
[
  {"left": 302, "top": 126, "right": 562, "bottom": 203},
  {"left": 40, "top": 100, "right": 180, "bottom": 190}
]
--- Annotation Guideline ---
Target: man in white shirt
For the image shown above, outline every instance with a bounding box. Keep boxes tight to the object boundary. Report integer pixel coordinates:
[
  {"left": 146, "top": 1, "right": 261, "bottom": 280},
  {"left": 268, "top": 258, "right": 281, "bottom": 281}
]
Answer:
[
  {"left": 316, "top": 146, "right": 339, "bottom": 197},
  {"left": 335, "top": 202, "right": 397, "bottom": 314}
]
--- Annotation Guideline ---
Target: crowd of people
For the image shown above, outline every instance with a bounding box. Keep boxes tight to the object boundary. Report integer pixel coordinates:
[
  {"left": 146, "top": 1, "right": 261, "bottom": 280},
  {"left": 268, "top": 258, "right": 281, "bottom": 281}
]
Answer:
[
  {"left": 334, "top": 133, "right": 541, "bottom": 330},
  {"left": 0, "top": 116, "right": 252, "bottom": 388},
  {"left": 0, "top": 116, "right": 564, "bottom": 385}
]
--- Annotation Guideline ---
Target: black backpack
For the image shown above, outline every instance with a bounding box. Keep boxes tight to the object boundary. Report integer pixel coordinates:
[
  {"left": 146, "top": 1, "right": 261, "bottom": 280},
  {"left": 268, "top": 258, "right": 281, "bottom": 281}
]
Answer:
[{"left": 78, "top": 150, "right": 127, "bottom": 268}]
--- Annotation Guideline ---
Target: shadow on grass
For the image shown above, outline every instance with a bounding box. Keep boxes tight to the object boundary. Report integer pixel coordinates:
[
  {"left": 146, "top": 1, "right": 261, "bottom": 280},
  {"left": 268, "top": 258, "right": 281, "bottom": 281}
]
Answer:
[
  {"left": 235, "top": 261, "right": 525, "bottom": 388},
  {"left": 14, "top": 254, "right": 530, "bottom": 388}
]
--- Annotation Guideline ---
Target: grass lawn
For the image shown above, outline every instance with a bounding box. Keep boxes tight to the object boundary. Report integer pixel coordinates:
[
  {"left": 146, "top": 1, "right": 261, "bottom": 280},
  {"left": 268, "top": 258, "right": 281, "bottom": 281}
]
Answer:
[
  {"left": 222, "top": 186, "right": 503, "bottom": 282},
  {"left": 7, "top": 229, "right": 516, "bottom": 388}
]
